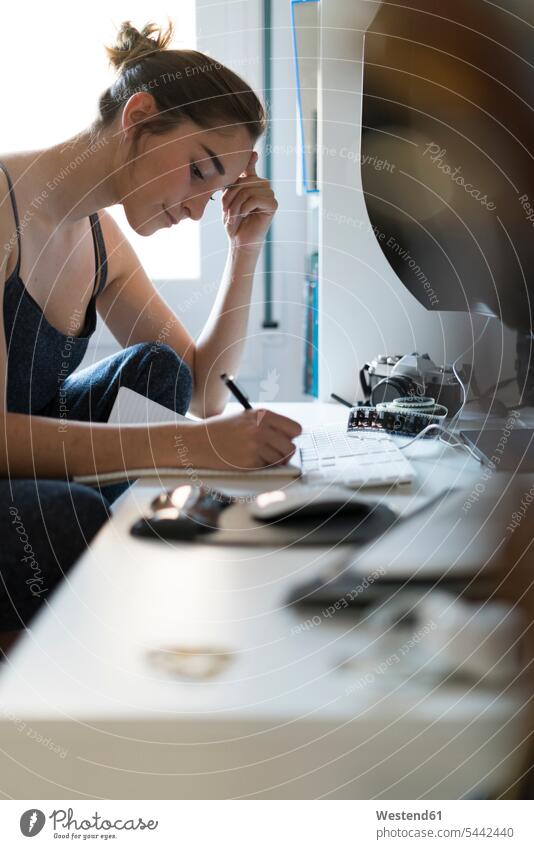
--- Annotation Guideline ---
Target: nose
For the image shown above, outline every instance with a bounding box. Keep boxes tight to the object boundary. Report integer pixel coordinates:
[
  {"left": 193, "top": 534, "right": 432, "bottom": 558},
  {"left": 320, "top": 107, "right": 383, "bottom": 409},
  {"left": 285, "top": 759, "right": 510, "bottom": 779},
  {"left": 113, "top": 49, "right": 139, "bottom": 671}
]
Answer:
[{"left": 184, "top": 192, "right": 211, "bottom": 222}]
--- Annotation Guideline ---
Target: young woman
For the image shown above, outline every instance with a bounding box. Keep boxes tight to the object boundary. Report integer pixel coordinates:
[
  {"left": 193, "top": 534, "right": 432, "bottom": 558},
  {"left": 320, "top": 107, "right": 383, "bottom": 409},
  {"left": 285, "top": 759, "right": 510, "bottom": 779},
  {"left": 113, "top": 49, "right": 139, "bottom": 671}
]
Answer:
[{"left": 0, "top": 22, "right": 301, "bottom": 635}]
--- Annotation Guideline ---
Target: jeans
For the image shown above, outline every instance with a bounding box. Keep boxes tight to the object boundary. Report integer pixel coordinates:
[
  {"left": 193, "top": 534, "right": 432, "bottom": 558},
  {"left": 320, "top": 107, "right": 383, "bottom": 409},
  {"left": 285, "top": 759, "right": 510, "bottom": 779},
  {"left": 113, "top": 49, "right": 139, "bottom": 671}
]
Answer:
[{"left": 0, "top": 343, "right": 193, "bottom": 630}]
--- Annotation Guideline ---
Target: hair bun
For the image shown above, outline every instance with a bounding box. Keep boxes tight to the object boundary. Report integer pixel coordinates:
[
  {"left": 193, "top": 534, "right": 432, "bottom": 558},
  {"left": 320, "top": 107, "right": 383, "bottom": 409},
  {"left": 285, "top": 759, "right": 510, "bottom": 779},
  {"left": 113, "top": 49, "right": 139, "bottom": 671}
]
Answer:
[{"left": 106, "top": 20, "right": 174, "bottom": 72}]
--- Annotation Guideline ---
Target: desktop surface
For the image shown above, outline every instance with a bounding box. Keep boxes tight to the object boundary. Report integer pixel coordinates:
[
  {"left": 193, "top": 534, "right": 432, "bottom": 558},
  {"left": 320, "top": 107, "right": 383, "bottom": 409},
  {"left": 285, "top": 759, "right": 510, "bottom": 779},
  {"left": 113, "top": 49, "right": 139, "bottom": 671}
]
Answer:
[{"left": 0, "top": 402, "right": 528, "bottom": 799}]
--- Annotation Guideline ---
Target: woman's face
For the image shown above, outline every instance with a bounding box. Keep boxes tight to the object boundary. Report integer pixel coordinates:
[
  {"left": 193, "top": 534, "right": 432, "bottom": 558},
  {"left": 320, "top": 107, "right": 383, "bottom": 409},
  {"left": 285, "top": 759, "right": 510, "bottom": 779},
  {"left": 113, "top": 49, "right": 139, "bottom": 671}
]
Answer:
[{"left": 117, "top": 94, "right": 254, "bottom": 235}]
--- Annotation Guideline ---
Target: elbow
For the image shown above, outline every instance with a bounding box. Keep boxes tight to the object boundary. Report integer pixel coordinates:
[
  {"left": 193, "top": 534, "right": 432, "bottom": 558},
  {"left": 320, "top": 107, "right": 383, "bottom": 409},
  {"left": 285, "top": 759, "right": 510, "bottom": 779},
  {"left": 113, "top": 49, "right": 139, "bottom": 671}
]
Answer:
[
  {"left": 205, "top": 402, "right": 226, "bottom": 418},
  {"left": 189, "top": 398, "right": 226, "bottom": 419},
  {"left": 189, "top": 373, "right": 227, "bottom": 418},
  {"left": 189, "top": 385, "right": 226, "bottom": 418}
]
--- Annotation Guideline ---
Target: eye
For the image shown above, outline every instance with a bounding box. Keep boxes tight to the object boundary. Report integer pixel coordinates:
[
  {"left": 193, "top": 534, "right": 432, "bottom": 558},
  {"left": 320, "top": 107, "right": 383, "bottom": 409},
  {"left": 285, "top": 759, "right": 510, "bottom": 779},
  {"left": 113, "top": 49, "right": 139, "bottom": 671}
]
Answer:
[
  {"left": 209, "top": 195, "right": 215, "bottom": 202},
  {"left": 191, "top": 163, "right": 204, "bottom": 180}
]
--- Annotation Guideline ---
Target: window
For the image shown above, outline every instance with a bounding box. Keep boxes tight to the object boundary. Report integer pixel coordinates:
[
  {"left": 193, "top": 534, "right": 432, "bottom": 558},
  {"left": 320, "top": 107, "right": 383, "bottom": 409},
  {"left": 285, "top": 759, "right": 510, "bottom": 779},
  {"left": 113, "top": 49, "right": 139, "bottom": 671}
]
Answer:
[{"left": 2, "top": 0, "right": 199, "bottom": 279}]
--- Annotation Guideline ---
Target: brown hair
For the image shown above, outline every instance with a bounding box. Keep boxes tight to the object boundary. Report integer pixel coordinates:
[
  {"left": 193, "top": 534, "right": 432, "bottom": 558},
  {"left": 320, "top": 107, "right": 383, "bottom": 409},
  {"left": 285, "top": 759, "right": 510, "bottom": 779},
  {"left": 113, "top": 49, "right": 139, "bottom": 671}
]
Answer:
[{"left": 94, "top": 21, "right": 266, "bottom": 146}]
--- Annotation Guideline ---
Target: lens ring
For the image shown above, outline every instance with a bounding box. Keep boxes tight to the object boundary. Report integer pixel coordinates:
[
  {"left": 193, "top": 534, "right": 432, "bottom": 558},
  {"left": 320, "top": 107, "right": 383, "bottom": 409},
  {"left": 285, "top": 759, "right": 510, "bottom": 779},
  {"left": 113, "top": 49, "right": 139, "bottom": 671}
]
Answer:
[{"left": 370, "top": 375, "right": 412, "bottom": 404}]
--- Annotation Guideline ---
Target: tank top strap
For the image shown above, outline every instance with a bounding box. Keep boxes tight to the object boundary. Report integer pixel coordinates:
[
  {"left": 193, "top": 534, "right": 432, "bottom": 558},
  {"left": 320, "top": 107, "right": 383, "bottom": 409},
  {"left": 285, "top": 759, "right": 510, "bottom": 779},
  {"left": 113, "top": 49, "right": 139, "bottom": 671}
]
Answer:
[
  {"left": 0, "top": 160, "right": 22, "bottom": 278},
  {"left": 89, "top": 211, "right": 108, "bottom": 298},
  {"left": 0, "top": 161, "right": 108, "bottom": 304}
]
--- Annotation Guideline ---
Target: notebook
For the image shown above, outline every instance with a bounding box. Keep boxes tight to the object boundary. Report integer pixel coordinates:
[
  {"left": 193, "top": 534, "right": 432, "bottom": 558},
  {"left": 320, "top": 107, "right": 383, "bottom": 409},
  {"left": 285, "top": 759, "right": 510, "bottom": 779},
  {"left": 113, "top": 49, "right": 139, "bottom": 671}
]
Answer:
[{"left": 72, "top": 387, "right": 302, "bottom": 485}]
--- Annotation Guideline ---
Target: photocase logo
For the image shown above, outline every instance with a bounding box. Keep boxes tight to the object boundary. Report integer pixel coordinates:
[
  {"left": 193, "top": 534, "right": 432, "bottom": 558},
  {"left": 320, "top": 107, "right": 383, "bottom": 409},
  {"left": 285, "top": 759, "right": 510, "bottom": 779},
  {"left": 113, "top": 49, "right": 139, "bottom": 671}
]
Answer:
[
  {"left": 20, "top": 809, "right": 46, "bottom": 837},
  {"left": 259, "top": 368, "right": 280, "bottom": 403},
  {"left": 256, "top": 368, "right": 280, "bottom": 425}
]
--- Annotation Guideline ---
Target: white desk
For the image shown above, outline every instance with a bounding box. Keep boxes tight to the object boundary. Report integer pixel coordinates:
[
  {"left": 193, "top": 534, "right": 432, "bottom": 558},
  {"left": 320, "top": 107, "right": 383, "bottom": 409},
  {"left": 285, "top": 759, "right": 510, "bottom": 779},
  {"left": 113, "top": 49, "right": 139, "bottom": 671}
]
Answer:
[{"left": 0, "top": 403, "right": 527, "bottom": 799}]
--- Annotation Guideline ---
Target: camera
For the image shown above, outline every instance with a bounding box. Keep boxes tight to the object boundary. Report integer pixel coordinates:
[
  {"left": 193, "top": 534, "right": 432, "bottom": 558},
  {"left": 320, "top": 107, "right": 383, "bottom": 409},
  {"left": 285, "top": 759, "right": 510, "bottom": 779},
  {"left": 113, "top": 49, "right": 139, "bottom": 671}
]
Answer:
[{"left": 360, "top": 353, "right": 464, "bottom": 416}]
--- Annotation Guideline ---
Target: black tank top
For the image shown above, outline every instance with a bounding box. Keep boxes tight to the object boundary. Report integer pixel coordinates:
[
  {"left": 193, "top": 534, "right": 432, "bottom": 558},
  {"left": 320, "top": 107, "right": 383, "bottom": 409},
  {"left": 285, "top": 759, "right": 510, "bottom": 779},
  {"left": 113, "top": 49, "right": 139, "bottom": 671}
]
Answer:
[{"left": 0, "top": 160, "right": 108, "bottom": 414}]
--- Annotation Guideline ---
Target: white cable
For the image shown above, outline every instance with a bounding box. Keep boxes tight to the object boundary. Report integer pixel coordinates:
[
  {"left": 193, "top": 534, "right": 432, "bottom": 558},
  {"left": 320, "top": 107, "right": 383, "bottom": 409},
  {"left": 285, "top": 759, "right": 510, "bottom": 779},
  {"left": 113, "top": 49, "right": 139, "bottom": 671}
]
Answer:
[
  {"left": 399, "top": 422, "right": 483, "bottom": 462},
  {"left": 437, "top": 431, "right": 483, "bottom": 462},
  {"left": 398, "top": 423, "right": 447, "bottom": 448},
  {"left": 449, "top": 316, "right": 492, "bottom": 429},
  {"left": 450, "top": 357, "right": 467, "bottom": 426}
]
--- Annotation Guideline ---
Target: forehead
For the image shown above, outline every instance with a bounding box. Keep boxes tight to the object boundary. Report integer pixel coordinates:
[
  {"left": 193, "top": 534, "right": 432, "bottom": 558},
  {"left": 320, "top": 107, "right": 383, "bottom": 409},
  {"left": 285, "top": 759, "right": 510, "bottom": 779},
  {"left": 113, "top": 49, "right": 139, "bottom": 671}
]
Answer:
[{"left": 195, "top": 125, "right": 253, "bottom": 175}]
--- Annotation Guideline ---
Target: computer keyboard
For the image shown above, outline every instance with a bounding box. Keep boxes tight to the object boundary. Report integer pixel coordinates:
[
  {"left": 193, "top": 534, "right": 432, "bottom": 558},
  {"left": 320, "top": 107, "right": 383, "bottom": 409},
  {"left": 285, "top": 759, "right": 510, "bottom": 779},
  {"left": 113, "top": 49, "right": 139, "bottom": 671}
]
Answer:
[{"left": 295, "top": 425, "right": 415, "bottom": 487}]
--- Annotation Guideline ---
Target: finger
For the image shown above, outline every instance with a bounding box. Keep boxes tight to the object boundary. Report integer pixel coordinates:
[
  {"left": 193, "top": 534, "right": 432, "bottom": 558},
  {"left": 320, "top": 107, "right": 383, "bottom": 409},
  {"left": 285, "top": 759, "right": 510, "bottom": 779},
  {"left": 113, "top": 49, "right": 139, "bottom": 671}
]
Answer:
[
  {"left": 261, "top": 410, "right": 303, "bottom": 438},
  {"left": 226, "top": 189, "right": 253, "bottom": 215},
  {"left": 228, "top": 193, "right": 273, "bottom": 223},
  {"left": 222, "top": 178, "right": 264, "bottom": 210},
  {"left": 265, "top": 431, "right": 298, "bottom": 464},
  {"left": 222, "top": 186, "right": 249, "bottom": 214},
  {"left": 224, "top": 195, "right": 251, "bottom": 225},
  {"left": 238, "top": 199, "right": 260, "bottom": 219},
  {"left": 224, "top": 208, "right": 246, "bottom": 236},
  {"left": 240, "top": 197, "right": 276, "bottom": 218},
  {"left": 258, "top": 444, "right": 286, "bottom": 468},
  {"left": 229, "top": 190, "right": 277, "bottom": 223},
  {"left": 226, "top": 190, "right": 255, "bottom": 220},
  {"left": 226, "top": 170, "right": 264, "bottom": 196}
]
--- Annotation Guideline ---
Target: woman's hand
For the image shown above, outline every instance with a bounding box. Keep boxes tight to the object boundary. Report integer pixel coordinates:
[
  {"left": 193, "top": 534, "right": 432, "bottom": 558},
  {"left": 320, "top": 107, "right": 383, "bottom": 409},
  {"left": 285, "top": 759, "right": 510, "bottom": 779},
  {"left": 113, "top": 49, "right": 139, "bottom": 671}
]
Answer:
[
  {"left": 221, "top": 152, "right": 278, "bottom": 252},
  {"left": 169, "top": 409, "right": 302, "bottom": 472}
]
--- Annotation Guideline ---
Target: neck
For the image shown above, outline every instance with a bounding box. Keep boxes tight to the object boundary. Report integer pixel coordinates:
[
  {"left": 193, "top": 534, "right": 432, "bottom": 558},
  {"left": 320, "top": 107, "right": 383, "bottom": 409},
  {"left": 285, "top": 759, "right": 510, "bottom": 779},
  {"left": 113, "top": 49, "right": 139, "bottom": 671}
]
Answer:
[{"left": 34, "top": 126, "right": 122, "bottom": 222}]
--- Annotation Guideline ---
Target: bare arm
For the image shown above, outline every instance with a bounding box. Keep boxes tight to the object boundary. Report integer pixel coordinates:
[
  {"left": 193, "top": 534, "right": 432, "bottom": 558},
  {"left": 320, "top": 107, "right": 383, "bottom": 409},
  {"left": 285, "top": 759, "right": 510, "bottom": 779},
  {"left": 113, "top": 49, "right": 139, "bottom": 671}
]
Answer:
[
  {"left": 0, "top": 410, "right": 187, "bottom": 480},
  {"left": 186, "top": 244, "right": 260, "bottom": 416},
  {"left": 0, "top": 408, "right": 301, "bottom": 480}
]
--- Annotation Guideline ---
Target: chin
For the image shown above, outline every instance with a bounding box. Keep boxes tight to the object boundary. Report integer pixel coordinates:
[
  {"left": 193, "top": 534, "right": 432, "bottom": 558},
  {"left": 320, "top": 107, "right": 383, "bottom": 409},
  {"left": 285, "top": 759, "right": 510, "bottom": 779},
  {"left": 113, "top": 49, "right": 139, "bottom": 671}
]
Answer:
[
  {"left": 136, "top": 221, "right": 162, "bottom": 237},
  {"left": 123, "top": 203, "right": 161, "bottom": 236}
]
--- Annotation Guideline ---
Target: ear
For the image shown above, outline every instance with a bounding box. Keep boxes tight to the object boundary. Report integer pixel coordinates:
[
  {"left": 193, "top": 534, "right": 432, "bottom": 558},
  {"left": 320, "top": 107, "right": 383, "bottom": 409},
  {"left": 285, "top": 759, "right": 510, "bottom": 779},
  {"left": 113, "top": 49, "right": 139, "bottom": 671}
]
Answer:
[{"left": 121, "top": 92, "right": 159, "bottom": 138}]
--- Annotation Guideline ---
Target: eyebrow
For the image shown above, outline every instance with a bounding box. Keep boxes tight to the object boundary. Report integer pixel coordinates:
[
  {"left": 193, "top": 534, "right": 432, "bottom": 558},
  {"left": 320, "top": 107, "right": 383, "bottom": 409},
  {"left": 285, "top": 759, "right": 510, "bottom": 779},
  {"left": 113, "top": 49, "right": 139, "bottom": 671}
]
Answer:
[{"left": 200, "top": 144, "right": 226, "bottom": 176}]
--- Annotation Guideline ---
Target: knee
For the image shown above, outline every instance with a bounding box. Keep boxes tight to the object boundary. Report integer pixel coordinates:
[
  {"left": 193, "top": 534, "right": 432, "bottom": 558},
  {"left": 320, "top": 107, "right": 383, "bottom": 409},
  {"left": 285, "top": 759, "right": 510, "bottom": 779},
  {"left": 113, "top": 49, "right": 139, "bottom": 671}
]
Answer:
[
  {"left": 0, "top": 482, "right": 109, "bottom": 630},
  {"left": 67, "top": 484, "right": 110, "bottom": 543},
  {"left": 35, "top": 483, "right": 110, "bottom": 587},
  {"left": 121, "top": 342, "right": 193, "bottom": 415},
  {"left": 38, "top": 482, "right": 110, "bottom": 564}
]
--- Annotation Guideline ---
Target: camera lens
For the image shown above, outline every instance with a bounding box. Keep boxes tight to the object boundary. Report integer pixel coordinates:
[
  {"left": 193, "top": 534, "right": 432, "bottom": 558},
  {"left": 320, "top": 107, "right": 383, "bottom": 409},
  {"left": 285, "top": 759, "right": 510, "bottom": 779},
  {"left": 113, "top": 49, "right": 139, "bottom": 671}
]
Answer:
[{"left": 370, "top": 375, "right": 416, "bottom": 404}]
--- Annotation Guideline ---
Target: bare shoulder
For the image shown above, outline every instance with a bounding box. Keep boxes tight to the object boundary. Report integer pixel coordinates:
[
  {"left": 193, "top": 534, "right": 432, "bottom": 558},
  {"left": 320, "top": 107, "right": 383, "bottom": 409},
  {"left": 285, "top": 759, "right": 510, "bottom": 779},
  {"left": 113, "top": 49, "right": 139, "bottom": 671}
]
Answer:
[
  {"left": 0, "top": 169, "right": 17, "bottom": 280},
  {"left": 96, "top": 208, "right": 130, "bottom": 266},
  {"left": 97, "top": 208, "right": 125, "bottom": 244},
  {"left": 97, "top": 209, "right": 143, "bottom": 289}
]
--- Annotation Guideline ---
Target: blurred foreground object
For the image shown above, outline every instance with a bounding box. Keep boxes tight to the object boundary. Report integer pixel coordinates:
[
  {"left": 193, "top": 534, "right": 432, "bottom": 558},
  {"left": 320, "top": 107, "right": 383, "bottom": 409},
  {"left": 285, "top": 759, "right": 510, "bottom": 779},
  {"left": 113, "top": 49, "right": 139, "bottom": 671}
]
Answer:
[
  {"left": 487, "top": 482, "right": 534, "bottom": 798},
  {"left": 362, "top": 0, "right": 534, "bottom": 332}
]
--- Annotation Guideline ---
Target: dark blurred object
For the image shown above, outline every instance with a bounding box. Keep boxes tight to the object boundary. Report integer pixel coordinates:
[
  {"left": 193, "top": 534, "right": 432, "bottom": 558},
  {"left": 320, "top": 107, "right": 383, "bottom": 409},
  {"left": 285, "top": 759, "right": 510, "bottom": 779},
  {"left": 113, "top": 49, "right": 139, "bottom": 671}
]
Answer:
[
  {"left": 362, "top": 0, "right": 534, "bottom": 332},
  {"left": 131, "top": 484, "right": 234, "bottom": 540},
  {"left": 516, "top": 331, "right": 534, "bottom": 404},
  {"left": 460, "top": 427, "right": 534, "bottom": 471},
  {"left": 496, "top": 498, "right": 534, "bottom": 799},
  {"left": 471, "top": 480, "right": 534, "bottom": 798}
]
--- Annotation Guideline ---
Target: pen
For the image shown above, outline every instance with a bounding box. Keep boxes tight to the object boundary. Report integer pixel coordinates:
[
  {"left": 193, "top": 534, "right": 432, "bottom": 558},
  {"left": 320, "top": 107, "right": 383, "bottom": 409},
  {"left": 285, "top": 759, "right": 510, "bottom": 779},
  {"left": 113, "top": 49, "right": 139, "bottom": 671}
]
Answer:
[{"left": 220, "top": 373, "right": 253, "bottom": 410}]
